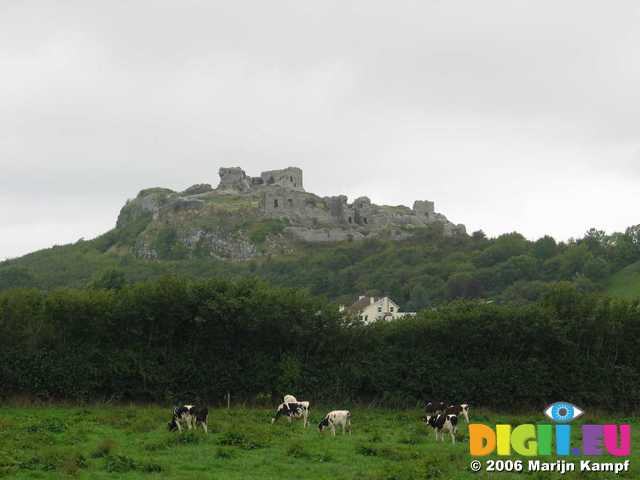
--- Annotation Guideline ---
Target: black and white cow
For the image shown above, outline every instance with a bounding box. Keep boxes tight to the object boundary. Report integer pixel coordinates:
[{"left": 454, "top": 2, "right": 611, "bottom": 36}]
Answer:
[
  {"left": 423, "top": 413, "right": 458, "bottom": 444},
  {"left": 283, "top": 394, "right": 297, "bottom": 404},
  {"left": 271, "top": 401, "right": 310, "bottom": 428},
  {"left": 423, "top": 400, "right": 447, "bottom": 415},
  {"left": 168, "top": 404, "right": 208, "bottom": 433},
  {"left": 445, "top": 403, "right": 470, "bottom": 423},
  {"left": 318, "top": 410, "right": 352, "bottom": 436}
]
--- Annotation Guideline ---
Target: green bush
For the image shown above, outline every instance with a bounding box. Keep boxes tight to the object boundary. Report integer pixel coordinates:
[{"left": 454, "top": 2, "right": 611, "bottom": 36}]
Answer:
[{"left": 1, "top": 276, "right": 640, "bottom": 410}]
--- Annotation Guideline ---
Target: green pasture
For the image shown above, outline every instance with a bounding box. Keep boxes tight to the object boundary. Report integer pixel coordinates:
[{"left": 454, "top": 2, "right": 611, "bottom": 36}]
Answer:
[{"left": 0, "top": 406, "right": 636, "bottom": 479}]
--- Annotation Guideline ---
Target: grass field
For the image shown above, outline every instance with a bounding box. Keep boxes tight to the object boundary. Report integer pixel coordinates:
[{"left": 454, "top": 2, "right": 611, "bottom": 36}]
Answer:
[
  {"left": 0, "top": 405, "right": 636, "bottom": 479},
  {"left": 606, "top": 260, "right": 640, "bottom": 299}
]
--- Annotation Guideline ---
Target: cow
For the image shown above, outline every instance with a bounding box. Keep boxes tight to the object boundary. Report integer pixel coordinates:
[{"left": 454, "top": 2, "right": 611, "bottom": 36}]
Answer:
[
  {"left": 271, "top": 401, "right": 310, "bottom": 428},
  {"left": 423, "top": 401, "right": 447, "bottom": 415},
  {"left": 318, "top": 410, "right": 352, "bottom": 436},
  {"left": 283, "top": 394, "right": 297, "bottom": 404},
  {"left": 168, "top": 404, "right": 208, "bottom": 433},
  {"left": 445, "top": 404, "right": 470, "bottom": 423},
  {"left": 423, "top": 413, "right": 457, "bottom": 444}
]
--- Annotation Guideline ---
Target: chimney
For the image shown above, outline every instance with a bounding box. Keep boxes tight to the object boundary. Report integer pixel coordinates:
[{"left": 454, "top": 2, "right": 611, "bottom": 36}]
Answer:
[
  {"left": 358, "top": 295, "right": 365, "bottom": 301},
  {"left": 370, "top": 297, "right": 375, "bottom": 304}
]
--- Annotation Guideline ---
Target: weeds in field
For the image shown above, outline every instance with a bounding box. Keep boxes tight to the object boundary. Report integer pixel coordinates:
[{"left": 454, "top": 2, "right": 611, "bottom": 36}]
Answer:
[
  {"left": 25, "top": 418, "right": 66, "bottom": 434},
  {"left": 167, "top": 430, "right": 203, "bottom": 446},
  {"left": 105, "top": 454, "right": 137, "bottom": 473},
  {"left": 91, "top": 438, "right": 117, "bottom": 458},
  {"left": 218, "top": 430, "right": 264, "bottom": 449},
  {"left": 286, "top": 443, "right": 309, "bottom": 459},
  {"left": 215, "top": 447, "right": 235, "bottom": 459}
]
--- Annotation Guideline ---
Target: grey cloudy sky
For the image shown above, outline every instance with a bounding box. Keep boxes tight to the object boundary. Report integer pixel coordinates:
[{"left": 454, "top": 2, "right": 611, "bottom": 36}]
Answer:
[{"left": 2, "top": 0, "right": 639, "bottom": 259}]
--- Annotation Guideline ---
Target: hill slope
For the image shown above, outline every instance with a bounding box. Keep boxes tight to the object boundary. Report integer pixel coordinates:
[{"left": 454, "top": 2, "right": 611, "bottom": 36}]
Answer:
[
  {"left": 606, "top": 260, "right": 640, "bottom": 299},
  {"left": 2, "top": 166, "right": 640, "bottom": 306}
]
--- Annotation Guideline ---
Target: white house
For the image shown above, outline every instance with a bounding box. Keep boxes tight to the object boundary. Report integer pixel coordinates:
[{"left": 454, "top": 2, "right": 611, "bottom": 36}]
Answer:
[{"left": 340, "top": 295, "right": 416, "bottom": 324}]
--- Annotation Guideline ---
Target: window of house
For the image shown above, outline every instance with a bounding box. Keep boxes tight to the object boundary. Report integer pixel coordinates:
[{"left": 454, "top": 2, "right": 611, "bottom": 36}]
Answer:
[
  {"left": 363, "top": 217, "right": 368, "bottom": 224},
  {"left": 390, "top": 306, "right": 394, "bottom": 312},
  {"left": 377, "top": 306, "right": 382, "bottom": 312},
  {"left": 290, "top": 175, "right": 293, "bottom": 182},
  {"left": 365, "top": 315, "right": 368, "bottom": 321},
  {"left": 288, "top": 199, "right": 293, "bottom": 207},
  {"left": 348, "top": 216, "right": 352, "bottom": 223},
  {"left": 274, "top": 199, "right": 279, "bottom": 208}
]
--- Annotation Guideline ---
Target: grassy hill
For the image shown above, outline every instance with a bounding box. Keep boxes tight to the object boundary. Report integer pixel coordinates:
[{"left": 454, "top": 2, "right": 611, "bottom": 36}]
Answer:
[
  {"left": 3, "top": 218, "right": 640, "bottom": 308},
  {"left": 606, "top": 260, "right": 640, "bottom": 299},
  {"left": 3, "top": 181, "right": 640, "bottom": 305}
]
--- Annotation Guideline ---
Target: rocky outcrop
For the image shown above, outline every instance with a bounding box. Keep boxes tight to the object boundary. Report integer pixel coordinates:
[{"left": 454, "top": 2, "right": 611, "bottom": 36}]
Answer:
[
  {"left": 115, "top": 166, "right": 466, "bottom": 260},
  {"left": 182, "top": 183, "right": 213, "bottom": 195}
]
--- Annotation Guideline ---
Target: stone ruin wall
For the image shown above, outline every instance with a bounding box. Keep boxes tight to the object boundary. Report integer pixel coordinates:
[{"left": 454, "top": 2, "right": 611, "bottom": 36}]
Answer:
[
  {"left": 214, "top": 166, "right": 465, "bottom": 237},
  {"left": 218, "top": 166, "right": 304, "bottom": 192}
]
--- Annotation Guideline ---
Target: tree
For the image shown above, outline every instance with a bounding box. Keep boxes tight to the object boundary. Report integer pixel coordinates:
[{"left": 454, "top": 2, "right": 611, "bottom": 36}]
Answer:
[
  {"left": 472, "top": 230, "right": 487, "bottom": 241},
  {"left": 582, "top": 228, "right": 607, "bottom": 255},
  {"left": 89, "top": 269, "right": 127, "bottom": 290},
  {"left": 533, "top": 236, "right": 557, "bottom": 260},
  {"left": 445, "top": 272, "right": 483, "bottom": 299},
  {"left": 583, "top": 257, "right": 610, "bottom": 282},
  {"left": 0, "top": 267, "right": 36, "bottom": 290}
]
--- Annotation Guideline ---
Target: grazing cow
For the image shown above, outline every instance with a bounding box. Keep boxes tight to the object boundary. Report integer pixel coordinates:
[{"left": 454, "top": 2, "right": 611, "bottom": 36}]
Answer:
[
  {"left": 423, "top": 413, "right": 458, "bottom": 444},
  {"left": 271, "top": 401, "right": 310, "bottom": 427},
  {"left": 168, "top": 404, "right": 208, "bottom": 433},
  {"left": 318, "top": 410, "right": 352, "bottom": 436},
  {"left": 445, "top": 404, "right": 470, "bottom": 423},
  {"left": 283, "top": 394, "right": 297, "bottom": 404}
]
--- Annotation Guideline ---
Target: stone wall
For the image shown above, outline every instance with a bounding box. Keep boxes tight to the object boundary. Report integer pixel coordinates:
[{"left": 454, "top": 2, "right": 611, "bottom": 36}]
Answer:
[
  {"left": 217, "top": 166, "right": 304, "bottom": 192},
  {"left": 260, "top": 167, "right": 304, "bottom": 191},
  {"left": 218, "top": 167, "right": 252, "bottom": 192}
]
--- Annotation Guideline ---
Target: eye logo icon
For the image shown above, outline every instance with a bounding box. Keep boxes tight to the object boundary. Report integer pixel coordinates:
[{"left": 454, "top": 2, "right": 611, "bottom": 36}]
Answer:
[{"left": 544, "top": 402, "right": 584, "bottom": 423}]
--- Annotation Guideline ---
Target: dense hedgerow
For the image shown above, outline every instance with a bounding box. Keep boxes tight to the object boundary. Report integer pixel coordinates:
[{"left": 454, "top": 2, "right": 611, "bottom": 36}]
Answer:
[{"left": 1, "top": 276, "right": 639, "bottom": 410}]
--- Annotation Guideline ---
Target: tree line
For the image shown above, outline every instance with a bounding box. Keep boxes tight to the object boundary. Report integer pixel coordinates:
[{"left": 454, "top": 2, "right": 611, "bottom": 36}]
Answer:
[
  {"left": 1, "top": 276, "right": 639, "bottom": 411},
  {"left": 3, "top": 223, "right": 640, "bottom": 310}
]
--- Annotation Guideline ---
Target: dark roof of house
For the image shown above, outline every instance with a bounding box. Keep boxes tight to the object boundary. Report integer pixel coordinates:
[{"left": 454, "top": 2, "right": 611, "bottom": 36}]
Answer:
[{"left": 345, "top": 297, "right": 373, "bottom": 313}]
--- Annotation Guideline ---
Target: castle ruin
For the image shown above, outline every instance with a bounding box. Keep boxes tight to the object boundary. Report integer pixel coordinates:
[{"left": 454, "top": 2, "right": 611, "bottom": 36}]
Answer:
[
  {"left": 218, "top": 166, "right": 303, "bottom": 192},
  {"left": 214, "top": 166, "right": 465, "bottom": 241},
  {"left": 118, "top": 165, "right": 467, "bottom": 261}
]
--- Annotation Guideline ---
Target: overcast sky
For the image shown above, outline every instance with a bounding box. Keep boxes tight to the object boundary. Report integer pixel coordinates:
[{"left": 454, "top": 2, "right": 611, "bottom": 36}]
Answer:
[{"left": 2, "top": 1, "right": 639, "bottom": 259}]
